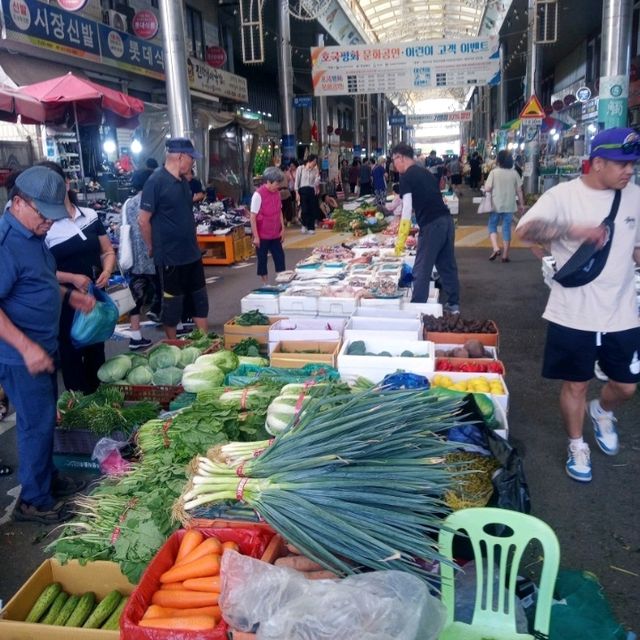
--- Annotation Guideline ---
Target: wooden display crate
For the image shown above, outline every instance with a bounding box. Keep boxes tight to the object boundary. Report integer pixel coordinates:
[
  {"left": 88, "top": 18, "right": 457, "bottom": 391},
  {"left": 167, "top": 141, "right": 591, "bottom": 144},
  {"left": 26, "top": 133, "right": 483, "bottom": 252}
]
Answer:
[
  {"left": 224, "top": 316, "right": 282, "bottom": 353},
  {"left": 270, "top": 340, "right": 341, "bottom": 368}
]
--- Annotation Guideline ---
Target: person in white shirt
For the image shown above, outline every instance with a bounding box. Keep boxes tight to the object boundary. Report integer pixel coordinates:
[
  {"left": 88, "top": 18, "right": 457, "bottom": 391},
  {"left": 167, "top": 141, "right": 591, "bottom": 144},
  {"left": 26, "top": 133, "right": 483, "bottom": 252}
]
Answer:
[
  {"left": 294, "top": 155, "right": 320, "bottom": 234},
  {"left": 516, "top": 127, "right": 640, "bottom": 483}
]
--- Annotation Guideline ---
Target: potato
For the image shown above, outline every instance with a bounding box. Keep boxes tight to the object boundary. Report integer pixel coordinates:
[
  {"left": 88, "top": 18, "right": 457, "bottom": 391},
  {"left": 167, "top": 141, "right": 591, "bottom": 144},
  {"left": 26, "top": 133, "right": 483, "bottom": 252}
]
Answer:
[
  {"left": 452, "top": 347, "right": 469, "bottom": 358},
  {"left": 435, "top": 350, "right": 447, "bottom": 357},
  {"left": 464, "top": 339, "right": 485, "bottom": 358}
]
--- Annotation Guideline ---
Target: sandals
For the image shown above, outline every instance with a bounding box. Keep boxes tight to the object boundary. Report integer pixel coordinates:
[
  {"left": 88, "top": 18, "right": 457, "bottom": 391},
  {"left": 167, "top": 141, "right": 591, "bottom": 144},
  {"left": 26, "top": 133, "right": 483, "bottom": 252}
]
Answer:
[
  {"left": 13, "top": 500, "right": 72, "bottom": 525},
  {"left": 501, "top": 257, "right": 511, "bottom": 263},
  {"left": 0, "top": 464, "right": 12, "bottom": 476},
  {"left": 489, "top": 250, "right": 501, "bottom": 261}
]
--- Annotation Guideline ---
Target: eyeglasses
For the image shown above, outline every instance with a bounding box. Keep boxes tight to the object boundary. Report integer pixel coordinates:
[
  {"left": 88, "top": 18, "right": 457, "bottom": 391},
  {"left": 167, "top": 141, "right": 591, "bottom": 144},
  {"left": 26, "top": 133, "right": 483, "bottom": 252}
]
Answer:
[
  {"left": 22, "top": 198, "right": 49, "bottom": 223},
  {"left": 593, "top": 139, "right": 640, "bottom": 155}
]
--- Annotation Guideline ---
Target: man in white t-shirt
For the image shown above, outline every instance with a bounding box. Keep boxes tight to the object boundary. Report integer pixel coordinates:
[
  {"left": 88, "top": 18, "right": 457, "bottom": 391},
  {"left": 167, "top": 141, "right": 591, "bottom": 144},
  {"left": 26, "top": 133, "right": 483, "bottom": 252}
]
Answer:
[{"left": 516, "top": 127, "right": 640, "bottom": 483}]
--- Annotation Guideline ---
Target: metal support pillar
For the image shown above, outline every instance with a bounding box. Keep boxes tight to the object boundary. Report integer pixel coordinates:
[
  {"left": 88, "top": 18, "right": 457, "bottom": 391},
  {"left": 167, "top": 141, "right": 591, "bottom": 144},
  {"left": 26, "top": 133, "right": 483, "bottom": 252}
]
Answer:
[
  {"left": 278, "top": 0, "right": 296, "bottom": 163},
  {"left": 353, "top": 96, "right": 362, "bottom": 156},
  {"left": 523, "top": 0, "right": 541, "bottom": 193},
  {"left": 497, "top": 43, "right": 506, "bottom": 128},
  {"left": 365, "top": 94, "right": 371, "bottom": 158},
  {"left": 598, "top": 0, "right": 632, "bottom": 129},
  {"left": 158, "top": 0, "right": 193, "bottom": 137},
  {"left": 317, "top": 34, "right": 329, "bottom": 156},
  {"left": 483, "top": 86, "right": 491, "bottom": 145}
]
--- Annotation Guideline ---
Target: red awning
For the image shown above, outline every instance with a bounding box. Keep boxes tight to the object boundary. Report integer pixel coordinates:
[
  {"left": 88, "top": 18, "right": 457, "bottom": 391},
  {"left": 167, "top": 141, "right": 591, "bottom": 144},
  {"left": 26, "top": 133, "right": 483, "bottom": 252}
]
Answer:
[{"left": 0, "top": 84, "right": 66, "bottom": 124}]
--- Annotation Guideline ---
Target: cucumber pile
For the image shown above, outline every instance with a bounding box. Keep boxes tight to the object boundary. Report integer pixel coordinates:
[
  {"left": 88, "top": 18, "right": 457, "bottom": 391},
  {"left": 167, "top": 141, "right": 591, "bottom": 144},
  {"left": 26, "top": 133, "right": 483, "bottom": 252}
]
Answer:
[{"left": 24, "top": 583, "right": 127, "bottom": 630}]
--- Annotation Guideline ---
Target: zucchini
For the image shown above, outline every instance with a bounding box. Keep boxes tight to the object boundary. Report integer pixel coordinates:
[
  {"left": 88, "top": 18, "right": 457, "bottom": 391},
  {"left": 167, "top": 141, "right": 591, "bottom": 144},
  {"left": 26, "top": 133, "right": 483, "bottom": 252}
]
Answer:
[
  {"left": 101, "top": 596, "right": 128, "bottom": 630},
  {"left": 65, "top": 591, "right": 95, "bottom": 627},
  {"left": 41, "top": 592, "right": 68, "bottom": 625},
  {"left": 82, "top": 590, "right": 122, "bottom": 629},
  {"left": 25, "top": 582, "right": 62, "bottom": 623},
  {"left": 53, "top": 594, "right": 80, "bottom": 626}
]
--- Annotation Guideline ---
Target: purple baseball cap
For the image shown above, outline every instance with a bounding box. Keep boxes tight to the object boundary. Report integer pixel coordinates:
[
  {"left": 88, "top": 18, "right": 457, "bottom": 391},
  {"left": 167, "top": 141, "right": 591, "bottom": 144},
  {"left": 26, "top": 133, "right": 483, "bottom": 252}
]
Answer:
[{"left": 590, "top": 127, "right": 640, "bottom": 162}]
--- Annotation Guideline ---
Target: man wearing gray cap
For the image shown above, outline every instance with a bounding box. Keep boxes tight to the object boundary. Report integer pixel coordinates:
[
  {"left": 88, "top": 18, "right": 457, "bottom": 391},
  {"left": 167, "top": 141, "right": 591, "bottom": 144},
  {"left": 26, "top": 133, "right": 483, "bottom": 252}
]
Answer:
[
  {"left": 138, "top": 137, "right": 209, "bottom": 339},
  {"left": 0, "top": 166, "right": 95, "bottom": 523},
  {"left": 517, "top": 127, "right": 640, "bottom": 483}
]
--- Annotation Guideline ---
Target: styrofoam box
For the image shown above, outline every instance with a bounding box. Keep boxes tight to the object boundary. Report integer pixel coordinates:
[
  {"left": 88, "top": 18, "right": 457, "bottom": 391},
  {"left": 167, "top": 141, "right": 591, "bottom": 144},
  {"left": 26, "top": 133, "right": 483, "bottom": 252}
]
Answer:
[
  {"left": 268, "top": 317, "right": 346, "bottom": 354},
  {"left": 240, "top": 293, "right": 280, "bottom": 315},
  {"left": 278, "top": 294, "right": 319, "bottom": 316},
  {"left": 436, "top": 343, "right": 498, "bottom": 359},
  {"left": 401, "top": 302, "right": 443, "bottom": 318},
  {"left": 352, "top": 307, "right": 430, "bottom": 320},
  {"left": 428, "top": 371, "right": 509, "bottom": 414},
  {"left": 359, "top": 296, "right": 403, "bottom": 310},
  {"left": 338, "top": 338, "right": 436, "bottom": 383},
  {"left": 318, "top": 296, "right": 359, "bottom": 316},
  {"left": 344, "top": 316, "right": 422, "bottom": 340}
]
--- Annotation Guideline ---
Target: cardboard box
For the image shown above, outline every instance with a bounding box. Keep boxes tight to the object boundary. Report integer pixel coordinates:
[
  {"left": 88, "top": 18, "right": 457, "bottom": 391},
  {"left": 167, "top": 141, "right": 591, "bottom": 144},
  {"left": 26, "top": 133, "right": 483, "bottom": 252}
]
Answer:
[
  {"left": 270, "top": 340, "right": 340, "bottom": 368},
  {"left": 268, "top": 317, "right": 345, "bottom": 354},
  {"left": 224, "top": 316, "right": 282, "bottom": 351},
  {"left": 0, "top": 559, "right": 135, "bottom": 640}
]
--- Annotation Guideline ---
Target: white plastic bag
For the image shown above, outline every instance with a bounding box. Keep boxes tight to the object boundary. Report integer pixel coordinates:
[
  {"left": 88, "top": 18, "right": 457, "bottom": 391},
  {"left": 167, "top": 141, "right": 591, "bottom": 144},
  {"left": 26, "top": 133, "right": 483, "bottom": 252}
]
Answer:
[
  {"left": 118, "top": 198, "right": 134, "bottom": 271},
  {"left": 219, "top": 551, "right": 446, "bottom": 640},
  {"left": 477, "top": 191, "right": 493, "bottom": 214}
]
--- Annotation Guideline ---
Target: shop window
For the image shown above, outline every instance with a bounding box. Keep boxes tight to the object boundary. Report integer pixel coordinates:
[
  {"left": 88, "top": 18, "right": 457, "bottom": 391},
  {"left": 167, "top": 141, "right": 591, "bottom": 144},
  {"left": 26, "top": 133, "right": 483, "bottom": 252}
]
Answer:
[{"left": 186, "top": 6, "right": 205, "bottom": 59}]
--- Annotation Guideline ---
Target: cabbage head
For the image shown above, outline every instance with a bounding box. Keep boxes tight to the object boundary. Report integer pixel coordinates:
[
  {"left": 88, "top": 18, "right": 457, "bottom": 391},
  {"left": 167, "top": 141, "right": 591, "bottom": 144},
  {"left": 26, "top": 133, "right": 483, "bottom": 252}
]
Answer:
[
  {"left": 237, "top": 355, "right": 269, "bottom": 367},
  {"left": 126, "top": 365, "right": 153, "bottom": 385},
  {"left": 130, "top": 353, "right": 149, "bottom": 368},
  {"left": 181, "top": 363, "right": 225, "bottom": 393},
  {"left": 149, "top": 344, "right": 182, "bottom": 370},
  {"left": 98, "top": 355, "right": 133, "bottom": 383},
  {"left": 152, "top": 366, "right": 183, "bottom": 386},
  {"left": 194, "top": 350, "right": 239, "bottom": 374},
  {"left": 179, "top": 346, "right": 201, "bottom": 367}
]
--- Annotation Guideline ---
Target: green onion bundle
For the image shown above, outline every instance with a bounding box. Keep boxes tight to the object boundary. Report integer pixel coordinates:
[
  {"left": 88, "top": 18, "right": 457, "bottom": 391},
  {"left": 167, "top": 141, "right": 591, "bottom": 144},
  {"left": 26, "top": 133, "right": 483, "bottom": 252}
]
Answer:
[{"left": 175, "top": 388, "right": 469, "bottom": 581}]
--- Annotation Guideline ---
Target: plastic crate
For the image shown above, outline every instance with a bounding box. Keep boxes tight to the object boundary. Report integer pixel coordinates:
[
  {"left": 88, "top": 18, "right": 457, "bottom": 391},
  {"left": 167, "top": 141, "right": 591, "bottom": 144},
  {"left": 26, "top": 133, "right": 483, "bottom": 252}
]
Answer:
[
  {"left": 53, "top": 428, "right": 128, "bottom": 455},
  {"left": 115, "top": 384, "right": 183, "bottom": 409}
]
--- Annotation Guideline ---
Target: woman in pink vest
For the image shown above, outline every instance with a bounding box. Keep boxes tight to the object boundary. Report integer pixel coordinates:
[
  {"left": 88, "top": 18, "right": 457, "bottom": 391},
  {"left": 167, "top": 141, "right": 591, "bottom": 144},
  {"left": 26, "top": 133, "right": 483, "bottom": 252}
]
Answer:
[{"left": 250, "top": 166, "right": 286, "bottom": 283}]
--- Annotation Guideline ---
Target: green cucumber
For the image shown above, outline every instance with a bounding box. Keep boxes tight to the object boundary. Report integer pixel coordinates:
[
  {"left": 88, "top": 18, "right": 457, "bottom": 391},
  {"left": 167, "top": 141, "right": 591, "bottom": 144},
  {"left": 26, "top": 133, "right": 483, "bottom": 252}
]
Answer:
[
  {"left": 65, "top": 591, "right": 95, "bottom": 627},
  {"left": 82, "top": 590, "right": 122, "bottom": 629},
  {"left": 25, "top": 582, "right": 62, "bottom": 623},
  {"left": 41, "top": 592, "right": 69, "bottom": 625},
  {"left": 101, "top": 596, "right": 128, "bottom": 631},
  {"left": 53, "top": 594, "right": 80, "bottom": 626}
]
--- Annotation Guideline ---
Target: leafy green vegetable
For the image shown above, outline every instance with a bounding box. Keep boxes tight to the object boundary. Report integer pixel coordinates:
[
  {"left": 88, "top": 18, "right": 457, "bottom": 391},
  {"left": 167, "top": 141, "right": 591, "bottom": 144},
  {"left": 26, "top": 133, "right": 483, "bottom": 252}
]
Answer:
[
  {"left": 126, "top": 365, "right": 153, "bottom": 385},
  {"left": 179, "top": 346, "right": 201, "bottom": 367},
  {"left": 97, "top": 355, "right": 132, "bottom": 383},
  {"left": 148, "top": 344, "right": 182, "bottom": 370},
  {"left": 237, "top": 355, "right": 269, "bottom": 367},
  {"left": 181, "top": 363, "right": 225, "bottom": 392},
  {"left": 194, "top": 350, "right": 239, "bottom": 374},
  {"left": 130, "top": 354, "right": 148, "bottom": 368},
  {"left": 234, "top": 310, "right": 270, "bottom": 326},
  {"left": 152, "top": 366, "right": 183, "bottom": 386},
  {"left": 232, "top": 338, "right": 262, "bottom": 357}
]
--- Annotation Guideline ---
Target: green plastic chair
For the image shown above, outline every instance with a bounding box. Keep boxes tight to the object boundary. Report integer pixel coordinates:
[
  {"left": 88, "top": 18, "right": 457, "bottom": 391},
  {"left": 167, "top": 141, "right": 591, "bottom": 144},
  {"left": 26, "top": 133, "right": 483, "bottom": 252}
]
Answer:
[{"left": 438, "top": 507, "right": 560, "bottom": 640}]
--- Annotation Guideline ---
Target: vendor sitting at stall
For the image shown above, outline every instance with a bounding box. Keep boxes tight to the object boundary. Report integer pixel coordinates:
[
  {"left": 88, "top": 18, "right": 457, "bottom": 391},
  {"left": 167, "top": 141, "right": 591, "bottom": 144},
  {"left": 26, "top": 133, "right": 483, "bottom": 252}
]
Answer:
[
  {"left": 187, "top": 169, "right": 206, "bottom": 203},
  {"left": 319, "top": 193, "right": 339, "bottom": 219}
]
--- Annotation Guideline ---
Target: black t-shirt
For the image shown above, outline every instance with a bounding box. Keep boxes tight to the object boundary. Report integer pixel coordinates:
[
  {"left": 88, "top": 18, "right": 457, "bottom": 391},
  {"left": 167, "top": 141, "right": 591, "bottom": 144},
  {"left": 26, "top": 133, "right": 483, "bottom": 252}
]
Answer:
[
  {"left": 140, "top": 168, "right": 201, "bottom": 267},
  {"left": 399, "top": 164, "right": 450, "bottom": 226},
  {"left": 46, "top": 207, "right": 106, "bottom": 280},
  {"left": 189, "top": 177, "right": 204, "bottom": 196}
]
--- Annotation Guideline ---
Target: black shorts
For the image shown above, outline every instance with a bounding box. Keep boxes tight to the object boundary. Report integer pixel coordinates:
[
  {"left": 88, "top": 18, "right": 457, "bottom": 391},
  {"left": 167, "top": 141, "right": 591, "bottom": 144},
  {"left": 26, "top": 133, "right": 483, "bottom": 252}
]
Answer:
[
  {"left": 160, "top": 259, "right": 206, "bottom": 297},
  {"left": 542, "top": 321, "right": 640, "bottom": 383}
]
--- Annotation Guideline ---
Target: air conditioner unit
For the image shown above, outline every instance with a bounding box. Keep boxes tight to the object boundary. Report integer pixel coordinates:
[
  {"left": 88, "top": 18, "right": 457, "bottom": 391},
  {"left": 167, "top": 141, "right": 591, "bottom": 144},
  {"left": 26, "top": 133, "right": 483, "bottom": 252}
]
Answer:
[{"left": 103, "top": 10, "right": 128, "bottom": 32}]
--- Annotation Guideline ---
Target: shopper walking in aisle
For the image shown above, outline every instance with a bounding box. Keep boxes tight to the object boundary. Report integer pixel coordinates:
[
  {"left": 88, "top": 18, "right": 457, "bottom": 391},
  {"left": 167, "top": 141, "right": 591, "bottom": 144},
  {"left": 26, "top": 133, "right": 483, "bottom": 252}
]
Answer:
[
  {"left": 250, "top": 167, "right": 286, "bottom": 284},
  {"left": 1, "top": 166, "right": 94, "bottom": 523},
  {"left": 484, "top": 150, "right": 525, "bottom": 263},
  {"left": 41, "top": 161, "right": 117, "bottom": 394},
  {"left": 120, "top": 169, "right": 156, "bottom": 350},
  {"left": 340, "top": 159, "right": 350, "bottom": 196},
  {"left": 348, "top": 158, "right": 360, "bottom": 195},
  {"left": 469, "top": 152, "right": 482, "bottom": 190},
  {"left": 391, "top": 143, "right": 460, "bottom": 311},
  {"left": 295, "top": 154, "right": 320, "bottom": 234},
  {"left": 139, "top": 138, "right": 209, "bottom": 340},
  {"left": 279, "top": 163, "right": 296, "bottom": 227},
  {"left": 372, "top": 156, "right": 387, "bottom": 207},
  {"left": 516, "top": 127, "right": 640, "bottom": 483},
  {"left": 359, "top": 157, "right": 373, "bottom": 196}
]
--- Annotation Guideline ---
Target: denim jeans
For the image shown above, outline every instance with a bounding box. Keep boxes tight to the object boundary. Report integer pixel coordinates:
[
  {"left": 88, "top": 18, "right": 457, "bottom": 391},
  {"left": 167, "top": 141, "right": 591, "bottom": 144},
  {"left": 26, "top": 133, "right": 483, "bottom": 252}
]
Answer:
[
  {"left": 411, "top": 215, "right": 460, "bottom": 305},
  {"left": 0, "top": 362, "right": 57, "bottom": 508}
]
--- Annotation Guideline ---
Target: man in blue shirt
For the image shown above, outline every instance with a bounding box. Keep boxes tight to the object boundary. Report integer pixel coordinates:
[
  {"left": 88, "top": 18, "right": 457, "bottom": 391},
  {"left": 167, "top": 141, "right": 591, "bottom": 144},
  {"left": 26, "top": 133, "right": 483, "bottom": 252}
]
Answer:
[{"left": 0, "top": 166, "right": 94, "bottom": 523}]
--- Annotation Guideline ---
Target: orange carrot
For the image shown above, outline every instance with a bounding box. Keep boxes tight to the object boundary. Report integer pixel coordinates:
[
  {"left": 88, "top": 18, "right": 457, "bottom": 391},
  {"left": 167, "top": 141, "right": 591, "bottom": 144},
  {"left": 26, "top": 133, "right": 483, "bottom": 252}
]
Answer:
[
  {"left": 160, "top": 554, "right": 220, "bottom": 584},
  {"left": 182, "top": 576, "right": 221, "bottom": 593},
  {"left": 222, "top": 540, "right": 240, "bottom": 554},
  {"left": 175, "top": 537, "right": 222, "bottom": 566},
  {"left": 139, "top": 615, "right": 216, "bottom": 630},
  {"left": 155, "top": 605, "right": 221, "bottom": 621},
  {"left": 175, "top": 529, "right": 204, "bottom": 563},
  {"left": 160, "top": 581, "right": 185, "bottom": 590},
  {"left": 151, "top": 589, "right": 221, "bottom": 609},
  {"left": 142, "top": 605, "right": 170, "bottom": 620}
]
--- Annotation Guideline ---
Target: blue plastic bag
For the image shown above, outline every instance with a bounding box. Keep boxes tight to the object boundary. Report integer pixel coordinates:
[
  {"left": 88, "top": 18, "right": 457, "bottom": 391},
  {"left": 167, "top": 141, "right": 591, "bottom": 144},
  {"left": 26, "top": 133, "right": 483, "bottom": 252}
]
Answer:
[{"left": 70, "top": 284, "right": 119, "bottom": 348}]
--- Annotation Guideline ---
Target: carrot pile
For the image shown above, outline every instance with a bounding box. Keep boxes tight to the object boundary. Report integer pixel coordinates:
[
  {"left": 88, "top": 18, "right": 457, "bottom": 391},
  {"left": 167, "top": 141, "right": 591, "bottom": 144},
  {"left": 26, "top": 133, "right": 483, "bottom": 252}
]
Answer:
[{"left": 139, "top": 530, "right": 240, "bottom": 631}]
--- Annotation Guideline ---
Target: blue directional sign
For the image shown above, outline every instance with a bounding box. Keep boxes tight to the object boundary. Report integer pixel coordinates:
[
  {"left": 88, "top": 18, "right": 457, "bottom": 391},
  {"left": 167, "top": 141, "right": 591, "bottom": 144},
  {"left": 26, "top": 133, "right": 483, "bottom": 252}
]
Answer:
[
  {"left": 293, "top": 96, "right": 313, "bottom": 108},
  {"left": 389, "top": 114, "right": 406, "bottom": 126}
]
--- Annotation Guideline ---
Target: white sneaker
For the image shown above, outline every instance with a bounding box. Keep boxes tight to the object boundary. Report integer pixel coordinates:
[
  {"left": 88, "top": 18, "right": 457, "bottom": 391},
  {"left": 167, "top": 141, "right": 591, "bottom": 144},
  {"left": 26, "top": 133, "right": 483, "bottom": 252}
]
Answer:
[
  {"left": 566, "top": 443, "right": 592, "bottom": 482},
  {"left": 587, "top": 400, "right": 619, "bottom": 455},
  {"left": 300, "top": 227, "right": 307, "bottom": 234},
  {"left": 307, "top": 229, "right": 315, "bottom": 235}
]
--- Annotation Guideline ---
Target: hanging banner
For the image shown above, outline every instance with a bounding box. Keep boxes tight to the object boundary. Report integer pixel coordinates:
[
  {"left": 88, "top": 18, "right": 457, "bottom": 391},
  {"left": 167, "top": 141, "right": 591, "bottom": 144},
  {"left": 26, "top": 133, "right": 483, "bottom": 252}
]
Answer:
[
  {"left": 187, "top": 57, "right": 248, "bottom": 103},
  {"left": 311, "top": 37, "right": 500, "bottom": 96},
  {"left": 407, "top": 111, "right": 471, "bottom": 125},
  {"left": 98, "top": 24, "right": 164, "bottom": 79},
  {"left": 315, "top": 0, "right": 366, "bottom": 46}
]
